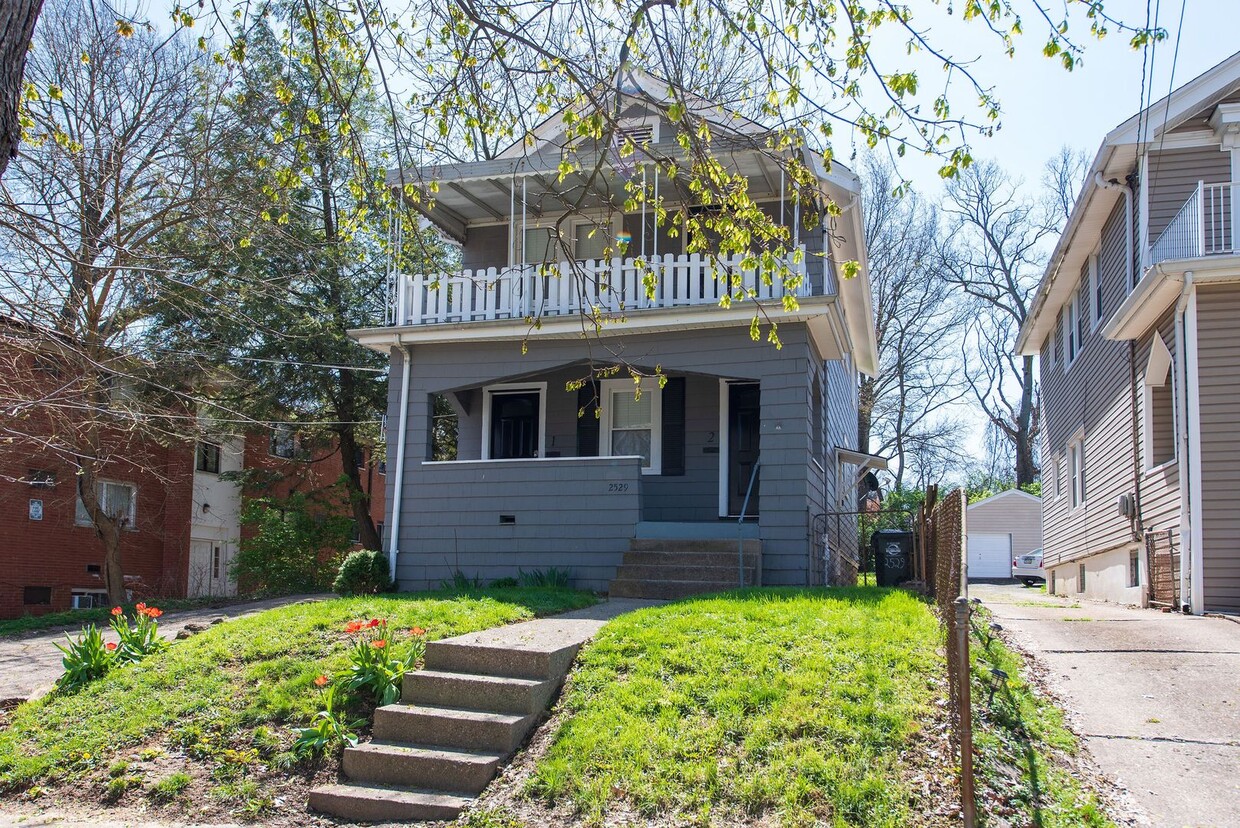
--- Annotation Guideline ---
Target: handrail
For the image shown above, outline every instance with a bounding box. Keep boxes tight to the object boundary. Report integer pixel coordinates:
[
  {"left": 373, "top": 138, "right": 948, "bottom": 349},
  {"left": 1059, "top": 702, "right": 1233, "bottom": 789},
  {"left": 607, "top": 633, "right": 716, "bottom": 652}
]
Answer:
[
  {"left": 1148, "top": 180, "right": 1237, "bottom": 266},
  {"left": 737, "top": 457, "right": 760, "bottom": 587}
]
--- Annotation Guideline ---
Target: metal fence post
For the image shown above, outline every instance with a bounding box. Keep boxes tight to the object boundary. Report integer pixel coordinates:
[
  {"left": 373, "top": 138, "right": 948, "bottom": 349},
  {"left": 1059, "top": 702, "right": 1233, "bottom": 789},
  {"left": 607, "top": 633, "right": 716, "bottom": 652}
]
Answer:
[{"left": 955, "top": 596, "right": 976, "bottom": 828}]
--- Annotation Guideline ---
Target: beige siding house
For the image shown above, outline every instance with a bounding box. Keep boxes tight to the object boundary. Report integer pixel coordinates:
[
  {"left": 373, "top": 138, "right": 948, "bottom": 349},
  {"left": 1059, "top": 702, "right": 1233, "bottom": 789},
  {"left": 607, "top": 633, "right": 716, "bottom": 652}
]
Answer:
[
  {"left": 966, "top": 489, "right": 1043, "bottom": 580},
  {"left": 1017, "top": 52, "right": 1240, "bottom": 614}
]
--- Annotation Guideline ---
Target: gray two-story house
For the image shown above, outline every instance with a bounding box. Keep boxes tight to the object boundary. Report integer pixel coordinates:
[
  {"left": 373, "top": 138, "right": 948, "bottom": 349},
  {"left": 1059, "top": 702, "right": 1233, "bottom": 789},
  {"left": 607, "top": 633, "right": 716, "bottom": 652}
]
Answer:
[
  {"left": 349, "top": 72, "right": 881, "bottom": 596},
  {"left": 1017, "top": 52, "right": 1240, "bottom": 614}
]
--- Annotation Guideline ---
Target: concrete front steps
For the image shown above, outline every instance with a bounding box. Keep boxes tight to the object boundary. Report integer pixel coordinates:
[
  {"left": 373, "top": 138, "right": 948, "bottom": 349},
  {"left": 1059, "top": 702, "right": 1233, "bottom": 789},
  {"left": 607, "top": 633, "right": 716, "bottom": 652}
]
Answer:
[
  {"left": 609, "top": 538, "right": 762, "bottom": 599},
  {"left": 308, "top": 604, "right": 643, "bottom": 822}
]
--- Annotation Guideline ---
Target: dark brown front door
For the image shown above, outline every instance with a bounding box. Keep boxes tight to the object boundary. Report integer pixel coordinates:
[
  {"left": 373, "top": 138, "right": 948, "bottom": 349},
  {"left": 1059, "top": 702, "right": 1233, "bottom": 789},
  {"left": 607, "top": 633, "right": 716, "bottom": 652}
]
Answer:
[{"left": 728, "top": 382, "right": 760, "bottom": 516}]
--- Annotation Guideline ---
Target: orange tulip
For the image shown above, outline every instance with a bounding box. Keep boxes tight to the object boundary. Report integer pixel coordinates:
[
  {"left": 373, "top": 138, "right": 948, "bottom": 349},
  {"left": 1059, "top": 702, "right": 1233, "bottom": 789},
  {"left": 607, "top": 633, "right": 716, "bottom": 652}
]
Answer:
[
  {"left": 409, "top": 626, "right": 427, "bottom": 637},
  {"left": 110, "top": 606, "right": 123, "bottom": 616},
  {"left": 313, "top": 675, "right": 329, "bottom": 687},
  {"left": 370, "top": 639, "right": 387, "bottom": 649},
  {"left": 105, "top": 642, "right": 118, "bottom": 651}
]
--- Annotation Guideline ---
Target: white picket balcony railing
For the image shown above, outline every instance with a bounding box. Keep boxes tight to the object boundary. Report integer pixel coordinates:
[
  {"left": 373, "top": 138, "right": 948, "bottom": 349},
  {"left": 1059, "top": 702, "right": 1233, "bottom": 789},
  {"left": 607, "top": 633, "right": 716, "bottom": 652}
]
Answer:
[
  {"left": 386, "top": 249, "right": 816, "bottom": 327},
  {"left": 1149, "top": 181, "right": 1237, "bottom": 265}
]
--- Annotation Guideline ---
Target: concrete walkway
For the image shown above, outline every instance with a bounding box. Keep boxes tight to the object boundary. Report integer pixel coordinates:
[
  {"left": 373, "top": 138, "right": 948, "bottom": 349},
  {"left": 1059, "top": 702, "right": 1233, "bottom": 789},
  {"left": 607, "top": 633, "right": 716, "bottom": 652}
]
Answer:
[
  {"left": 0, "top": 594, "right": 326, "bottom": 703},
  {"left": 972, "top": 582, "right": 1240, "bottom": 828}
]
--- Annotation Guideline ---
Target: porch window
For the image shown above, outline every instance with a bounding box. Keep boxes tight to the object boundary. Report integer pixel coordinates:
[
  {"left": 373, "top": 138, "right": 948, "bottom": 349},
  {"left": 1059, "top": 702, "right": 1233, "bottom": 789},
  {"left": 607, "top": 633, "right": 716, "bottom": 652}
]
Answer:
[
  {"left": 600, "top": 378, "right": 662, "bottom": 474},
  {"left": 573, "top": 220, "right": 610, "bottom": 260},
  {"left": 76, "top": 480, "right": 137, "bottom": 528},
  {"left": 483, "top": 383, "right": 546, "bottom": 460},
  {"left": 521, "top": 227, "right": 557, "bottom": 264}
]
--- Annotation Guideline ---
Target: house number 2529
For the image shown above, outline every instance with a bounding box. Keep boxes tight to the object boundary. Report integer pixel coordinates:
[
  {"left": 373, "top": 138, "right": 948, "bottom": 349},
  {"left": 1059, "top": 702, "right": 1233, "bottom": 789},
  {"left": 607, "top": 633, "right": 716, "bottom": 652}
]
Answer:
[{"left": 607, "top": 483, "right": 630, "bottom": 493}]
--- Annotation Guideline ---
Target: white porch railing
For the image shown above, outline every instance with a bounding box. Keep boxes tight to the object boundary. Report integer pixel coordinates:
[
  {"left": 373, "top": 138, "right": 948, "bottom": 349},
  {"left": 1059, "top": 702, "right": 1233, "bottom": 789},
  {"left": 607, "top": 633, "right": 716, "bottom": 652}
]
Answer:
[
  {"left": 386, "top": 249, "right": 813, "bottom": 327},
  {"left": 1148, "top": 181, "right": 1236, "bottom": 265}
]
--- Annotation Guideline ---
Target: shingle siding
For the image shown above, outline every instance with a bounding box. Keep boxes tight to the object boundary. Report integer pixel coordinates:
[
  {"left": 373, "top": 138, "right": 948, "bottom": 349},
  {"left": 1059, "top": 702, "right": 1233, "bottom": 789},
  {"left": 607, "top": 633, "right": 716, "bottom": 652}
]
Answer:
[{"left": 384, "top": 324, "right": 841, "bottom": 588}]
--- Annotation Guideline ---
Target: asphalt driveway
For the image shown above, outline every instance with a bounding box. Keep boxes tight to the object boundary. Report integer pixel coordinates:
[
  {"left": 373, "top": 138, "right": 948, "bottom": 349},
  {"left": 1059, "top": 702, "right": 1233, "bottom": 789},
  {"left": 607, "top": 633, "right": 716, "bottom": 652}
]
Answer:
[
  {"left": 972, "top": 582, "right": 1240, "bottom": 828},
  {"left": 0, "top": 595, "right": 325, "bottom": 703}
]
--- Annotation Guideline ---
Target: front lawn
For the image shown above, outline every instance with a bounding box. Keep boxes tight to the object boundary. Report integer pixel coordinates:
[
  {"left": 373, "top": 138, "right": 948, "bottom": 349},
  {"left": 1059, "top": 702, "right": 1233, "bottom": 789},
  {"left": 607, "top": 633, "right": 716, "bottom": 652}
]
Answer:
[
  {"left": 0, "top": 587, "right": 595, "bottom": 802},
  {"left": 522, "top": 587, "right": 941, "bottom": 827}
]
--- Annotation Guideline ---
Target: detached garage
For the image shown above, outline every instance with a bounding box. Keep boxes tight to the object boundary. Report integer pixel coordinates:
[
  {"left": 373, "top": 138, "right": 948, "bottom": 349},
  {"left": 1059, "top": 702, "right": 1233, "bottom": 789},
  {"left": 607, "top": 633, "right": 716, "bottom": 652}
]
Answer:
[{"left": 967, "top": 489, "right": 1043, "bottom": 580}]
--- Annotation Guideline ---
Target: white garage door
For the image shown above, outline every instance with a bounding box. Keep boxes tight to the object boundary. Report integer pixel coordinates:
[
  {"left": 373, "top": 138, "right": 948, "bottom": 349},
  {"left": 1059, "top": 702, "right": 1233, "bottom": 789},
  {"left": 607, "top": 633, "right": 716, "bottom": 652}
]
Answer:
[{"left": 968, "top": 533, "right": 1012, "bottom": 579}]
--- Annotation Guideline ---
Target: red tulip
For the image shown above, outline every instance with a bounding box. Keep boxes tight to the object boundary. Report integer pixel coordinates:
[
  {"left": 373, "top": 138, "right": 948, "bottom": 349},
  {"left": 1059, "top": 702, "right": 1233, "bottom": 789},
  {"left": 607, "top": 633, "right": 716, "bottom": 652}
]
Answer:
[{"left": 370, "top": 639, "right": 387, "bottom": 649}]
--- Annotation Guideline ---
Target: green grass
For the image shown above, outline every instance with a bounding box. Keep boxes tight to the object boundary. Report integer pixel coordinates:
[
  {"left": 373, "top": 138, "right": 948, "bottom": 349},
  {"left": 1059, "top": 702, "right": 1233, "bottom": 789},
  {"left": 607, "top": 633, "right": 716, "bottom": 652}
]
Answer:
[
  {"left": 0, "top": 596, "right": 258, "bottom": 638},
  {"left": 0, "top": 587, "right": 595, "bottom": 791},
  {"left": 972, "top": 617, "right": 1115, "bottom": 827},
  {"left": 525, "top": 587, "right": 940, "bottom": 827}
]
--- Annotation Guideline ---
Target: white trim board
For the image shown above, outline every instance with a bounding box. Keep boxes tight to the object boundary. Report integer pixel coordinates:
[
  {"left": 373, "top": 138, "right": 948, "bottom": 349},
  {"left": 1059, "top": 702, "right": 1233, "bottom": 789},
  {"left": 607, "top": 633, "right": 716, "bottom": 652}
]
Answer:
[{"left": 481, "top": 382, "right": 548, "bottom": 460}]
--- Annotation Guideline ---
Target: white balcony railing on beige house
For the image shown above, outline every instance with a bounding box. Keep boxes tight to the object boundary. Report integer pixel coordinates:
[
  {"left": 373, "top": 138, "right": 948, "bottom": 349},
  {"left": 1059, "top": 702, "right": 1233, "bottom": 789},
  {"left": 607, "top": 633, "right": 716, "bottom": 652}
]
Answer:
[
  {"left": 386, "top": 249, "right": 820, "bottom": 327},
  {"left": 1149, "top": 181, "right": 1237, "bottom": 265}
]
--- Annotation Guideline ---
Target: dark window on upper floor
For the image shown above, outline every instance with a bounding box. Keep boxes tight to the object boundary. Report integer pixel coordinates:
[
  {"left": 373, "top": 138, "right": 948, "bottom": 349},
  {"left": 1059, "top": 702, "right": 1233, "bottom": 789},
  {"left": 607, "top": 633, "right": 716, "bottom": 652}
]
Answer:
[{"left": 197, "top": 441, "right": 221, "bottom": 474}]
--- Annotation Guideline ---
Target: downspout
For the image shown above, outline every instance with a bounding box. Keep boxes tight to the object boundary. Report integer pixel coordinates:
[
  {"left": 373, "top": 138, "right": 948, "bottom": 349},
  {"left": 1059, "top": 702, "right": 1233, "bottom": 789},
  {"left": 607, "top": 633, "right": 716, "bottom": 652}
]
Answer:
[
  {"left": 1173, "top": 272, "right": 1194, "bottom": 612},
  {"left": 1098, "top": 174, "right": 1147, "bottom": 597},
  {"left": 387, "top": 344, "right": 413, "bottom": 584}
]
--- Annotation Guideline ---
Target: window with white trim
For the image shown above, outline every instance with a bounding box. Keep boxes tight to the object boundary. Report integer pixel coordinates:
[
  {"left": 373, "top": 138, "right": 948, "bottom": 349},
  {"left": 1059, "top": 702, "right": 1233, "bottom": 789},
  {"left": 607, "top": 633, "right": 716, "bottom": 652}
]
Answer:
[
  {"left": 269, "top": 424, "right": 299, "bottom": 459},
  {"left": 521, "top": 226, "right": 557, "bottom": 264},
  {"left": 76, "top": 481, "right": 137, "bottom": 528},
  {"left": 1052, "top": 455, "right": 1061, "bottom": 499},
  {"left": 1064, "top": 295, "right": 1081, "bottom": 368},
  {"left": 1089, "top": 252, "right": 1102, "bottom": 329},
  {"left": 196, "top": 441, "right": 221, "bottom": 474},
  {"left": 1068, "top": 434, "right": 1085, "bottom": 509},
  {"left": 1142, "top": 334, "right": 1176, "bottom": 470},
  {"left": 600, "top": 378, "right": 662, "bottom": 474}
]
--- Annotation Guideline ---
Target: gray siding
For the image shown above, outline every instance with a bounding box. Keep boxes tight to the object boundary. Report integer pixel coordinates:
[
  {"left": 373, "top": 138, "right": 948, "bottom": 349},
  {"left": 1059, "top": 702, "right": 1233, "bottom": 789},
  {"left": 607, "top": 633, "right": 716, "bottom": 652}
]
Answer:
[
  {"left": 399, "top": 457, "right": 642, "bottom": 592},
  {"left": 1040, "top": 197, "right": 1142, "bottom": 569},
  {"left": 385, "top": 324, "right": 826, "bottom": 587},
  {"left": 1193, "top": 284, "right": 1240, "bottom": 612},
  {"left": 1147, "top": 146, "right": 1232, "bottom": 242},
  {"left": 642, "top": 374, "right": 723, "bottom": 522}
]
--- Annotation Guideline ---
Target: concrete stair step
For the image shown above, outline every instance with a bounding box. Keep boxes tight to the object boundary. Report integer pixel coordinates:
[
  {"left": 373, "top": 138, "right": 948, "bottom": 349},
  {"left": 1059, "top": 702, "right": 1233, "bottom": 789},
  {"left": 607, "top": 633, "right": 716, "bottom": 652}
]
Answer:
[
  {"left": 608, "top": 578, "right": 743, "bottom": 600},
  {"left": 614, "top": 563, "right": 756, "bottom": 582},
  {"left": 308, "top": 782, "right": 472, "bottom": 822},
  {"left": 373, "top": 703, "right": 536, "bottom": 754},
  {"left": 621, "top": 550, "right": 761, "bottom": 568},
  {"left": 404, "top": 669, "right": 556, "bottom": 715},
  {"left": 342, "top": 741, "right": 501, "bottom": 794},
  {"left": 425, "top": 637, "right": 582, "bottom": 681},
  {"left": 629, "top": 538, "right": 762, "bottom": 554}
]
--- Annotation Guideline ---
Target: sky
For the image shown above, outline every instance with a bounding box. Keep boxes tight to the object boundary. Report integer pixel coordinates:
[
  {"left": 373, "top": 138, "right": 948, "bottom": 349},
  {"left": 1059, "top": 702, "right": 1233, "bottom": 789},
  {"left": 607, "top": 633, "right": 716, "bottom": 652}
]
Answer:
[
  {"left": 852, "top": 0, "right": 1238, "bottom": 476},
  {"left": 888, "top": 0, "right": 1237, "bottom": 195}
]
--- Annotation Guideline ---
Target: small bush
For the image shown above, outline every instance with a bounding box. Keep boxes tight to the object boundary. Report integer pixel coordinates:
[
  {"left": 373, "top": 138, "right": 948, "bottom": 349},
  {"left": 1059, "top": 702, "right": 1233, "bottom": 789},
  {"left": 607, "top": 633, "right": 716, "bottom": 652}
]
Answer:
[
  {"left": 234, "top": 493, "right": 352, "bottom": 594},
  {"left": 333, "top": 550, "right": 392, "bottom": 596},
  {"left": 518, "top": 567, "right": 572, "bottom": 588},
  {"left": 489, "top": 576, "right": 519, "bottom": 589},
  {"left": 148, "top": 772, "right": 191, "bottom": 803}
]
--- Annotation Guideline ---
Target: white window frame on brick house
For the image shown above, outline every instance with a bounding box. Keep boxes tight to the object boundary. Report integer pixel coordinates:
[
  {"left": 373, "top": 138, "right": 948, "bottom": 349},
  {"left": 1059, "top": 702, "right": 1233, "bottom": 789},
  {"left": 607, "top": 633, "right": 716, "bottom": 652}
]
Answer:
[
  {"left": 599, "top": 377, "right": 663, "bottom": 474},
  {"left": 1068, "top": 430, "right": 1086, "bottom": 510},
  {"left": 76, "top": 480, "right": 137, "bottom": 529}
]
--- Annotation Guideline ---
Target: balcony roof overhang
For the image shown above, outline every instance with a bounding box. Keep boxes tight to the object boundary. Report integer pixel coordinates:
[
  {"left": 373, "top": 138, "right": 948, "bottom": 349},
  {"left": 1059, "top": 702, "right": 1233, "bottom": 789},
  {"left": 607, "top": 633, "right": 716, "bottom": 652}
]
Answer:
[
  {"left": 349, "top": 293, "right": 853, "bottom": 365},
  {"left": 1102, "top": 254, "right": 1240, "bottom": 341}
]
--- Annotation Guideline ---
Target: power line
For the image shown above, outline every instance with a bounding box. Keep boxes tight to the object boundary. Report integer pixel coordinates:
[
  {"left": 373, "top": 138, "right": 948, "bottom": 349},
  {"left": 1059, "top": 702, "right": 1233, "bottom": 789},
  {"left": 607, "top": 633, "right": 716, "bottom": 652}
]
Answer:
[{"left": 152, "top": 347, "right": 387, "bottom": 373}]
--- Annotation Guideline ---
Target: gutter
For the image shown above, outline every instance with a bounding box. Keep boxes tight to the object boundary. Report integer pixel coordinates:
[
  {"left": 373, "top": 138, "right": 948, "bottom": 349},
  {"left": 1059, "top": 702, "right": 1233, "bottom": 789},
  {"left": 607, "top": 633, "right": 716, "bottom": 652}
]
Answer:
[{"left": 387, "top": 344, "right": 413, "bottom": 583}]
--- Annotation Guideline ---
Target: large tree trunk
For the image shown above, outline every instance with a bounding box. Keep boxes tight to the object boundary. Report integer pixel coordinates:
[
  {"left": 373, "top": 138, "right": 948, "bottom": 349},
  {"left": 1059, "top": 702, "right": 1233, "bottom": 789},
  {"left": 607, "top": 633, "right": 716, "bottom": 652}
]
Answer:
[
  {"left": 336, "top": 421, "right": 382, "bottom": 551},
  {"left": 77, "top": 457, "right": 127, "bottom": 604},
  {"left": 0, "top": 0, "right": 44, "bottom": 176},
  {"left": 1014, "top": 353, "right": 1038, "bottom": 486}
]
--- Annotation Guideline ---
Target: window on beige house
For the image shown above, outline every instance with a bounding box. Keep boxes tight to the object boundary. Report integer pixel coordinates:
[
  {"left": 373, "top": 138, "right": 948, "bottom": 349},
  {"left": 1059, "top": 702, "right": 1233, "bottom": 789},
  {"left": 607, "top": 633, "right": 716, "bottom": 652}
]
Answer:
[
  {"left": 1143, "top": 334, "right": 1176, "bottom": 469},
  {"left": 1068, "top": 434, "right": 1085, "bottom": 509}
]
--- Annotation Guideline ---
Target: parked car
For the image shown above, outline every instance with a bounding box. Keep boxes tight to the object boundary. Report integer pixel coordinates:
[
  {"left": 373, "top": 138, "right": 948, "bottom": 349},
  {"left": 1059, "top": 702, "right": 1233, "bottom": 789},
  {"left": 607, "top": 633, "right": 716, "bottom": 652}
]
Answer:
[{"left": 1013, "top": 548, "right": 1045, "bottom": 587}]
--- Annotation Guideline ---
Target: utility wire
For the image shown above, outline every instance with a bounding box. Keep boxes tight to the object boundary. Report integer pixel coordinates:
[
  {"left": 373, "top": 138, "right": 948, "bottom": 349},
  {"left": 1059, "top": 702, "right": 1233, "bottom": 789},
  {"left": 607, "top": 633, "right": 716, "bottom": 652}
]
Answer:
[{"left": 151, "top": 347, "right": 387, "bottom": 373}]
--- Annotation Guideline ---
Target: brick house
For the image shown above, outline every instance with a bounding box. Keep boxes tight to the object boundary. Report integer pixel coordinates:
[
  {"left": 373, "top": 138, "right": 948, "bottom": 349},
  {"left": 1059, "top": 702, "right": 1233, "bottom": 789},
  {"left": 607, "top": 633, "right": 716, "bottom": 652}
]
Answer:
[{"left": 0, "top": 331, "right": 386, "bottom": 618}]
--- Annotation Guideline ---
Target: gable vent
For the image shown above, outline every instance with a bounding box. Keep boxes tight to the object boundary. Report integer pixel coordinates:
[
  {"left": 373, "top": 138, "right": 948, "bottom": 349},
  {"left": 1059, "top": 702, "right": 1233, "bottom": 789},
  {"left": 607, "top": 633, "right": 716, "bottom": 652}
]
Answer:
[{"left": 617, "top": 119, "right": 659, "bottom": 145}]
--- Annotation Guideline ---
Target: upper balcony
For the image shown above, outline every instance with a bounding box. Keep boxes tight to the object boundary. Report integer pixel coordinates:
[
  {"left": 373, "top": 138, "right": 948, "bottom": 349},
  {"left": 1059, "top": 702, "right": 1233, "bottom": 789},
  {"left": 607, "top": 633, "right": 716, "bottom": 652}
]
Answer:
[
  {"left": 386, "top": 248, "right": 826, "bottom": 328},
  {"left": 1149, "top": 181, "right": 1237, "bottom": 265}
]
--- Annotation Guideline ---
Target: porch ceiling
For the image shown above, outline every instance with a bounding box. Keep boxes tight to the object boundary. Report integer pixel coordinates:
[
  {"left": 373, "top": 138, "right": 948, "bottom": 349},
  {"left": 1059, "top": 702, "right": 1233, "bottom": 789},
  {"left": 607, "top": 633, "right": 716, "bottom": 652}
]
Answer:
[{"left": 390, "top": 140, "right": 847, "bottom": 242}]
